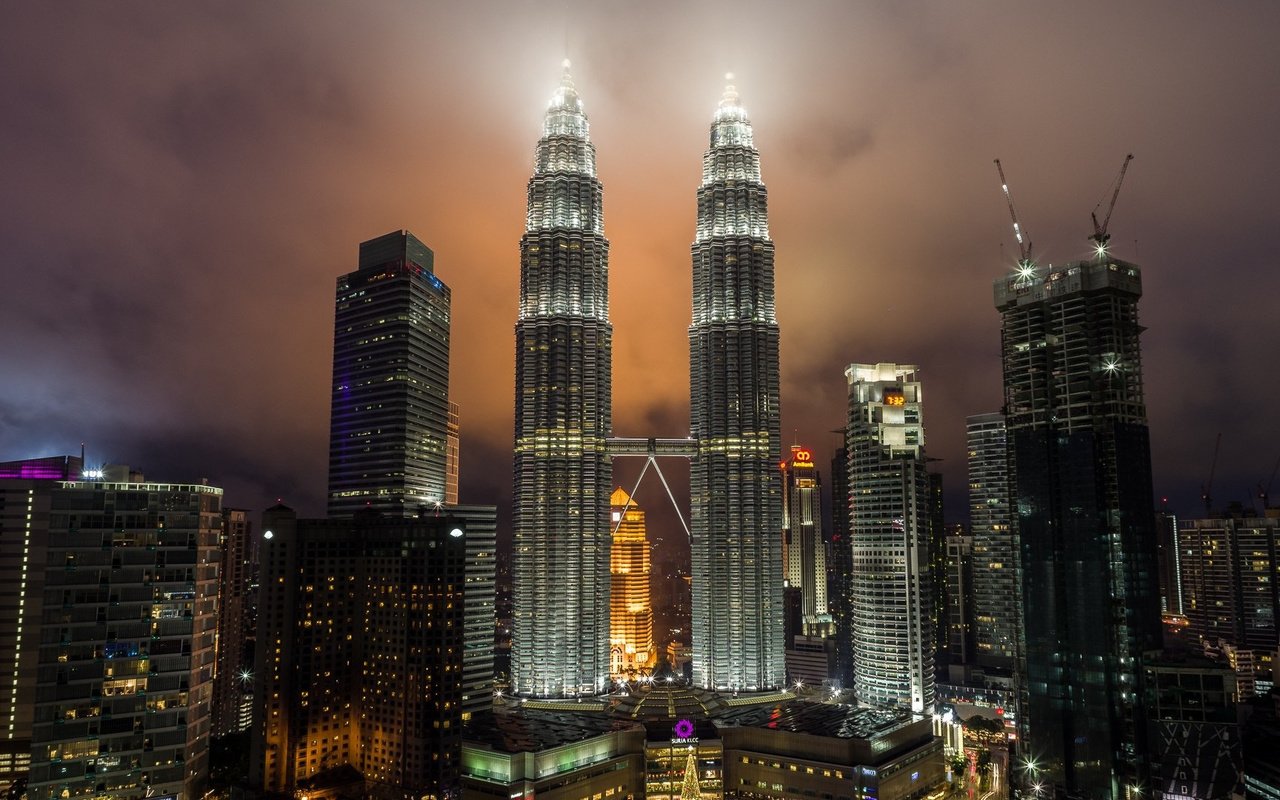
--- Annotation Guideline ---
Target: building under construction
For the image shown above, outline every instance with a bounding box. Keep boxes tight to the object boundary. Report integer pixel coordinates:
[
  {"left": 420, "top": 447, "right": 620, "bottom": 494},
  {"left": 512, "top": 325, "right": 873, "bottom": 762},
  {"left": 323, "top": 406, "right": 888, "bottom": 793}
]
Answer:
[{"left": 996, "top": 253, "right": 1162, "bottom": 797}]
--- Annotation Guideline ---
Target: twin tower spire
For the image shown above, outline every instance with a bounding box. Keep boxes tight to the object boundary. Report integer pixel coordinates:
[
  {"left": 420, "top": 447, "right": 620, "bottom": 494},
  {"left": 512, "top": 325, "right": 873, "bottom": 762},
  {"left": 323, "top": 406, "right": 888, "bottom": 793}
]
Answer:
[{"left": 512, "top": 63, "right": 782, "bottom": 697}]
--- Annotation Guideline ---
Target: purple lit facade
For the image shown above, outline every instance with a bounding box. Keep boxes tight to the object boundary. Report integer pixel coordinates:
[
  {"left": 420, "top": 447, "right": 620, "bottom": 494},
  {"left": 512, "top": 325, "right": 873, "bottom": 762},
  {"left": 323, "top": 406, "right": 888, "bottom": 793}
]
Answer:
[{"left": 0, "top": 456, "right": 82, "bottom": 481}]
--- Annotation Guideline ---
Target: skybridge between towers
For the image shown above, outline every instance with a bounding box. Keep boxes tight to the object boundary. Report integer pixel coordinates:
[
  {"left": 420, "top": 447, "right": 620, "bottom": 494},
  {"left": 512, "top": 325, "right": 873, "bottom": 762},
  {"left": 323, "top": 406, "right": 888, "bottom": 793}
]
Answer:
[
  {"left": 605, "top": 437, "right": 698, "bottom": 458},
  {"left": 605, "top": 437, "right": 696, "bottom": 539}
]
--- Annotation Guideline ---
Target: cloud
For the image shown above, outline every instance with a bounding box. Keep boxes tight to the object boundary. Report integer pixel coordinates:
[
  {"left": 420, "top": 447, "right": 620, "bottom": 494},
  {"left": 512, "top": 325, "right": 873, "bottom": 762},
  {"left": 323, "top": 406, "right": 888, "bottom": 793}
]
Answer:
[
  {"left": 1, "top": 1, "right": 1277, "bottom": 529},
  {"left": 789, "top": 124, "right": 875, "bottom": 174}
]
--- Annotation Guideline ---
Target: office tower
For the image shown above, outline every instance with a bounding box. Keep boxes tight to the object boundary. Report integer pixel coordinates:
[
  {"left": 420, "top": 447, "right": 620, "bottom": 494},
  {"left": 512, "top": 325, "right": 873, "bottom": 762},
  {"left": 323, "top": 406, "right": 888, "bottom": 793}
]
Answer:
[
  {"left": 24, "top": 475, "right": 221, "bottom": 800},
  {"left": 927, "top": 472, "right": 947, "bottom": 670},
  {"left": 251, "top": 506, "right": 470, "bottom": 799},
  {"left": 511, "top": 61, "right": 613, "bottom": 698},
  {"left": 782, "top": 586, "right": 803, "bottom": 646},
  {"left": 829, "top": 446, "right": 854, "bottom": 690},
  {"left": 240, "top": 511, "right": 261, "bottom": 732},
  {"left": 609, "top": 488, "right": 655, "bottom": 679},
  {"left": 445, "top": 401, "right": 460, "bottom": 506},
  {"left": 1155, "top": 508, "right": 1182, "bottom": 615},
  {"left": 1178, "top": 513, "right": 1280, "bottom": 681},
  {"left": 845, "top": 363, "right": 935, "bottom": 713},
  {"left": 0, "top": 457, "right": 79, "bottom": 790},
  {"left": 966, "top": 413, "right": 1018, "bottom": 670},
  {"left": 945, "top": 530, "right": 975, "bottom": 667},
  {"left": 328, "top": 229, "right": 451, "bottom": 516},
  {"left": 252, "top": 509, "right": 360, "bottom": 790},
  {"left": 1144, "top": 655, "right": 1242, "bottom": 800},
  {"left": 455, "top": 505, "right": 497, "bottom": 719},
  {"left": 212, "top": 508, "right": 253, "bottom": 737},
  {"left": 689, "top": 77, "right": 784, "bottom": 692},
  {"left": 996, "top": 253, "right": 1161, "bottom": 796},
  {"left": 781, "top": 445, "right": 830, "bottom": 636}
]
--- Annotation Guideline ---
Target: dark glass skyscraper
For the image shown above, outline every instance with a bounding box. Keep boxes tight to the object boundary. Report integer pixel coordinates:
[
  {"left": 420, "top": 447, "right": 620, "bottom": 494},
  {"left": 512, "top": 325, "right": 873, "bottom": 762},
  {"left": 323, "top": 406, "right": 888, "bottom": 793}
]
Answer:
[
  {"left": 328, "top": 230, "right": 451, "bottom": 516},
  {"left": 829, "top": 446, "right": 854, "bottom": 690},
  {"left": 212, "top": 507, "right": 253, "bottom": 737},
  {"left": 996, "top": 254, "right": 1161, "bottom": 797},
  {"left": 511, "top": 62, "right": 613, "bottom": 697},
  {"left": 689, "top": 78, "right": 784, "bottom": 692}
]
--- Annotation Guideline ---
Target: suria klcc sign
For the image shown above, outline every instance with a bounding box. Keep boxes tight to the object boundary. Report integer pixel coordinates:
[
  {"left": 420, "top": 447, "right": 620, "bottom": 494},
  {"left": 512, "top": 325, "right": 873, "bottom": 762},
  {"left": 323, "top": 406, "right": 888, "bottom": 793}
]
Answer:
[{"left": 672, "top": 718, "right": 698, "bottom": 744}]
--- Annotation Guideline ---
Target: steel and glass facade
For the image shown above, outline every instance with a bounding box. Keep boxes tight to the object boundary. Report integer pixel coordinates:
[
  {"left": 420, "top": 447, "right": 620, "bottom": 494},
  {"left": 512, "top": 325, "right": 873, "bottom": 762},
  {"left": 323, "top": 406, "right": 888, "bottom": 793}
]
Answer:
[
  {"left": 512, "top": 63, "right": 613, "bottom": 697},
  {"left": 781, "top": 445, "right": 830, "bottom": 636},
  {"left": 996, "top": 255, "right": 1161, "bottom": 797},
  {"left": 829, "top": 446, "right": 854, "bottom": 690},
  {"left": 689, "top": 80, "right": 784, "bottom": 692},
  {"left": 212, "top": 508, "right": 253, "bottom": 736},
  {"left": 846, "top": 363, "right": 935, "bottom": 713},
  {"left": 966, "top": 412, "right": 1019, "bottom": 670},
  {"left": 27, "top": 480, "right": 223, "bottom": 800},
  {"left": 0, "top": 462, "right": 71, "bottom": 789},
  {"left": 328, "top": 230, "right": 451, "bottom": 516}
]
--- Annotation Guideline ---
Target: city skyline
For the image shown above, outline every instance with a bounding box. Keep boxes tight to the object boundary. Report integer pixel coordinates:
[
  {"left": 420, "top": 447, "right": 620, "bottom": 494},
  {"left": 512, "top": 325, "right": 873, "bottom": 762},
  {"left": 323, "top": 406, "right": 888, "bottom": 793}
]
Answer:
[{"left": 2, "top": 3, "right": 1279, "bottom": 542}]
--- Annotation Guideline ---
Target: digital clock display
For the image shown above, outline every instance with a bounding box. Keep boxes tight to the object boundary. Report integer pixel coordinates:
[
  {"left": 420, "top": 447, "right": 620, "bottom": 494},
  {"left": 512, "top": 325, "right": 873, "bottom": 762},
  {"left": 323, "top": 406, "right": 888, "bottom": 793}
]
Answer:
[{"left": 883, "top": 389, "right": 906, "bottom": 407}]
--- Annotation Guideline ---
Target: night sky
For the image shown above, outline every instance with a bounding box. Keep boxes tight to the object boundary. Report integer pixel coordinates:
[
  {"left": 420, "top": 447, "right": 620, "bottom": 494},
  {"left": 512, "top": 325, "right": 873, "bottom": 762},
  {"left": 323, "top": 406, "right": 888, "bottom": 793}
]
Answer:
[{"left": 3, "top": 2, "right": 1278, "bottom": 545}]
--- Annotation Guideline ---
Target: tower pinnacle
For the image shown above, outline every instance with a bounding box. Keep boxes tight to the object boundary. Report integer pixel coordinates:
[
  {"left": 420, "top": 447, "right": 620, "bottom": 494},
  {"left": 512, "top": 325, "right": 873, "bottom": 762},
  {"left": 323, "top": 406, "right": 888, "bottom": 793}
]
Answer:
[
  {"left": 548, "top": 59, "right": 583, "bottom": 118},
  {"left": 719, "top": 74, "right": 741, "bottom": 113}
]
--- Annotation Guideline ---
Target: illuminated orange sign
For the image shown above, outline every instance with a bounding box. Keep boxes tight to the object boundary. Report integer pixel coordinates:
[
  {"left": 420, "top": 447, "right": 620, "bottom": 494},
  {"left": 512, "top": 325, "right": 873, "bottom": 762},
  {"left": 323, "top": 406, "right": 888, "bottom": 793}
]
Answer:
[
  {"left": 883, "top": 389, "right": 906, "bottom": 407},
  {"left": 790, "top": 447, "right": 814, "bottom": 469}
]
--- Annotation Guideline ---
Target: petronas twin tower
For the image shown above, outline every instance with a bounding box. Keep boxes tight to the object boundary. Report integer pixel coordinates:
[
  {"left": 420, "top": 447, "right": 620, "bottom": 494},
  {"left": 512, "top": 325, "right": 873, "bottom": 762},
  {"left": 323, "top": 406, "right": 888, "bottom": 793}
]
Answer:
[
  {"left": 512, "top": 63, "right": 784, "bottom": 697},
  {"left": 512, "top": 64, "right": 614, "bottom": 698}
]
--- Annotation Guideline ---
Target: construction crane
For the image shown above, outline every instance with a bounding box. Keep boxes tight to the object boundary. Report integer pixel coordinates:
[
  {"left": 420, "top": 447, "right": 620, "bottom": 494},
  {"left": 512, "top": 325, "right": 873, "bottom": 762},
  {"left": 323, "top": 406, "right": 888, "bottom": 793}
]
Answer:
[
  {"left": 1201, "top": 432, "right": 1222, "bottom": 516},
  {"left": 1090, "top": 153, "right": 1134, "bottom": 250},
  {"left": 1258, "top": 455, "right": 1280, "bottom": 510},
  {"left": 994, "top": 159, "right": 1034, "bottom": 273}
]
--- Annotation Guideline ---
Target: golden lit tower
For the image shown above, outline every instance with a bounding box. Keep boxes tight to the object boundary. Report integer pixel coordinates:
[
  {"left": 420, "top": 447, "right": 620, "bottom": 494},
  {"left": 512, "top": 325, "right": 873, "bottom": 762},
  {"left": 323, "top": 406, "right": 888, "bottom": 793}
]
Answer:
[{"left": 610, "top": 487, "right": 655, "bottom": 678}]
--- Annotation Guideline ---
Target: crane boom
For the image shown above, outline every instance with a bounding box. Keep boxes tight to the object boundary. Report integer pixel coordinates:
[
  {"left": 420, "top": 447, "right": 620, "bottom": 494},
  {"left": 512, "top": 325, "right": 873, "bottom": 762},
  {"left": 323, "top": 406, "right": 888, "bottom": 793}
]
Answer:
[
  {"left": 1091, "top": 153, "right": 1134, "bottom": 245},
  {"left": 994, "top": 159, "right": 1033, "bottom": 266}
]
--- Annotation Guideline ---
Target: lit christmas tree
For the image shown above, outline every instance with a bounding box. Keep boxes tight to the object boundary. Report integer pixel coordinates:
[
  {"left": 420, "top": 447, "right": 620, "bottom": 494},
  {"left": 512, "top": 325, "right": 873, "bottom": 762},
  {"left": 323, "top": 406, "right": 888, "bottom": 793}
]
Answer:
[{"left": 680, "top": 746, "right": 701, "bottom": 800}]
